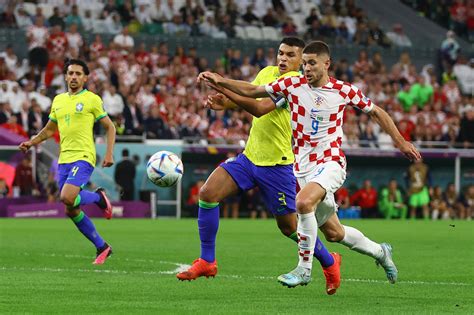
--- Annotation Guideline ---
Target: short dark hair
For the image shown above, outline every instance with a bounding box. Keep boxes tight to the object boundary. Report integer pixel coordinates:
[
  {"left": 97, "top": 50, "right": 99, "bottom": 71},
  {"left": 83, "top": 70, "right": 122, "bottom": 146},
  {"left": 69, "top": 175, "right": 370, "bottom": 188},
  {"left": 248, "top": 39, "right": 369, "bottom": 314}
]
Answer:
[
  {"left": 303, "top": 41, "right": 331, "bottom": 57},
  {"left": 63, "top": 59, "right": 89, "bottom": 75},
  {"left": 280, "top": 37, "right": 305, "bottom": 49},
  {"left": 122, "top": 149, "right": 129, "bottom": 157}
]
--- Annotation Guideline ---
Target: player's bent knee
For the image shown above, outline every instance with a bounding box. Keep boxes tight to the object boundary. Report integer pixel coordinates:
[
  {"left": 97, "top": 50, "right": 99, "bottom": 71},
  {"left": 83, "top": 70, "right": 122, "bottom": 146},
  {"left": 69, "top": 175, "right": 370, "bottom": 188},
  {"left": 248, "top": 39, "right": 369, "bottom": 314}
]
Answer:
[
  {"left": 296, "top": 198, "right": 316, "bottom": 214},
  {"left": 60, "top": 194, "right": 75, "bottom": 207},
  {"left": 324, "top": 229, "right": 344, "bottom": 242},
  {"left": 199, "top": 184, "right": 219, "bottom": 203}
]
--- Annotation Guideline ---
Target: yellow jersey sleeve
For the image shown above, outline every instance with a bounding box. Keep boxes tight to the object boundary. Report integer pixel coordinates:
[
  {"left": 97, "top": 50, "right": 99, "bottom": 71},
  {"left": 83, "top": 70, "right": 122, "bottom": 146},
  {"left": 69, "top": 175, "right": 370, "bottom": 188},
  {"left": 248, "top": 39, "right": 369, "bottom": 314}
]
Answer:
[
  {"left": 48, "top": 96, "right": 58, "bottom": 123},
  {"left": 91, "top": 95, "right": 108, "bottom": 121}
]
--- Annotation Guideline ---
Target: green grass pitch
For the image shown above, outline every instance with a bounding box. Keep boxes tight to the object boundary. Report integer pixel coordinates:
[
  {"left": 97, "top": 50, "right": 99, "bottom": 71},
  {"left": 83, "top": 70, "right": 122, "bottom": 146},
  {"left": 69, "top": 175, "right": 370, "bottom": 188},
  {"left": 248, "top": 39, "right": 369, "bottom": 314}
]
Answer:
[{"left": 0, "top": 219, "right": 473, "bottom": 314}]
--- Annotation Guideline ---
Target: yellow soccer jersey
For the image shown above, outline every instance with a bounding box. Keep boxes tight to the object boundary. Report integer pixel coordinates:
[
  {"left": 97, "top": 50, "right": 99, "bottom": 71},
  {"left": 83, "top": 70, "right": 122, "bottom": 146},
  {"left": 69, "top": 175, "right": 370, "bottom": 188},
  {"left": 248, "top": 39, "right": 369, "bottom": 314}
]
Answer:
[
  {"left": 48, "top": 89, "right": 107, "bottom": 167},
  {"left": 243, "top": 66, "right": 300, "bottom": 166}
]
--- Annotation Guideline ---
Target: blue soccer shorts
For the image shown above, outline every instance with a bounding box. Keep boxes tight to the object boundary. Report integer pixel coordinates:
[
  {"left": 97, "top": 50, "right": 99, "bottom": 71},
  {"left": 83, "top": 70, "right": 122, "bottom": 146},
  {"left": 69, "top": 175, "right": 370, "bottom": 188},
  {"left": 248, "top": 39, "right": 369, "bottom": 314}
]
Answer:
[
  {"left": 220, "top": 153, "right": 296, "bottom": 215},
  {"left": 57, "top": 160, "right": 94, "bottom": 191}
]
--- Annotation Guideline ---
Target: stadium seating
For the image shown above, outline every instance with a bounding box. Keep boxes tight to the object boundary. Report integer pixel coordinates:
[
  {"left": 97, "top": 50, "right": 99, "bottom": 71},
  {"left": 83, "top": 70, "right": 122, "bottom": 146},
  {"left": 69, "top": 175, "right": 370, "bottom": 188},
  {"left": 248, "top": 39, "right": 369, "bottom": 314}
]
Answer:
[{"left": 244, "top": 26, "right": 264, "bottom": 40}]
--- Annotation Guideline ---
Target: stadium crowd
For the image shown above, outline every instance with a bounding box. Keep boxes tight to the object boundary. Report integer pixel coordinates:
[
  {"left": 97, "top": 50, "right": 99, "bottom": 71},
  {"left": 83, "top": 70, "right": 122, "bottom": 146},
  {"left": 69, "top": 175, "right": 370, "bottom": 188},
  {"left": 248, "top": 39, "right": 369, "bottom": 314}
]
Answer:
[
  {"left": 401, "top": 0, "right": 474, "bottom": 42},
  {"left": 0, "top": 0, "right": 473, "bottom": 220}
]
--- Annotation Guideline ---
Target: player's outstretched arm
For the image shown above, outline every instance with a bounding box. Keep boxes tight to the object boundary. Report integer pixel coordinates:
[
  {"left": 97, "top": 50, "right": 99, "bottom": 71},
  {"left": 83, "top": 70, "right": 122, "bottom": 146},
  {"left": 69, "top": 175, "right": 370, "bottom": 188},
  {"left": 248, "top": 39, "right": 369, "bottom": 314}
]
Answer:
[
  {"left": 368, "top": 105, "right": 422, "bottom": 161},
  {"left": 198, "top": 71, "right": 268, "bottom": 99},
  {"left": 209, "top": 85, "right": 275, "bottom": 117},
  {"left": 18, "top": 119, "right": 58, "bottom": 152},
  {"left": 100, "top": 116, "right": 116, "bottom": 167}
]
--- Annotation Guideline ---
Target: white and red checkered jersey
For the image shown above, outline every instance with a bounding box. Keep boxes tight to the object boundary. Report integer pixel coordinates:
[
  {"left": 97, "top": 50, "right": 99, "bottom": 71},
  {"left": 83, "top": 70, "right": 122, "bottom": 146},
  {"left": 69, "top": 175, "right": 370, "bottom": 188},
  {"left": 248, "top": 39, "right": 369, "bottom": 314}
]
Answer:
[{"left": 265, "top": 76, "right": 374, "bottom": 176}]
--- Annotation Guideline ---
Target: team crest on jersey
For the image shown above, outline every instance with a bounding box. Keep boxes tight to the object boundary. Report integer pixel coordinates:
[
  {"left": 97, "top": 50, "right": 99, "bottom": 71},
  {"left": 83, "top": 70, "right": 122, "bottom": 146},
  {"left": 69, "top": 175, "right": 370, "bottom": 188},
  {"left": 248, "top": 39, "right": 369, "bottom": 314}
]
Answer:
[
  {"left": 314, "top": 96, "right": 324, "bottom": 107},
  {"left": 76, "top": 103, "right": 84, "bottom": 112}
]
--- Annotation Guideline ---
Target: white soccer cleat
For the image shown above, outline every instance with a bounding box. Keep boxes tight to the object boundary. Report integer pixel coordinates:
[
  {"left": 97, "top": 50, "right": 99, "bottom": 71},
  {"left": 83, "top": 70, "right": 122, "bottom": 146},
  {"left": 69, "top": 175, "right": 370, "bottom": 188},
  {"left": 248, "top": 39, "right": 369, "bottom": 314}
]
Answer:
[
  {"left": 375, "top": 243, "right": 398, "bottom": 284},
  {"left": 277, "top": 266, "right": 312, "bottom": 288}
]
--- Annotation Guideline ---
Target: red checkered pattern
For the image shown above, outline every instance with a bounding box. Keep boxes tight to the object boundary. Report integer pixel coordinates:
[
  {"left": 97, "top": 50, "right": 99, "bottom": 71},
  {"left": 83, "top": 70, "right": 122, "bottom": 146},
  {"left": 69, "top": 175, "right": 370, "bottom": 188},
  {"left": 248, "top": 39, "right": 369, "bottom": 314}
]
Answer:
[
  {"left": 299, "top": 250, "right": 311, "bottom": 262},
  {"left": 47, "top": 33, "right": 68, "bottom": 57},
  {"left": 266, "top": 76, "right": 374, "bottom": 175}
]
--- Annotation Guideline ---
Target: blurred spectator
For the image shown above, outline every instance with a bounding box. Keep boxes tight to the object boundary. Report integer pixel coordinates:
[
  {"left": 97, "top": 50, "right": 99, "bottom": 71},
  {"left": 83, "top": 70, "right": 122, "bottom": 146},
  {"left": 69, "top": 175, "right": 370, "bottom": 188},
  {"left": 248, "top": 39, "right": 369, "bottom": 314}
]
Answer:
[
  {"left": 47, "top": 25, "right": 68, "bottom": 59},
  {"left": 200, "top": 15, "right": 227, "bottom": 39},
  {"left": 335, "top": 186, "right": 351, "bottom": 210},
  {"left": 444, "top": 183, "right": 463, "bottom": 218},
  {"left": 242, "top": 5, "right": 260, "bottom": 24},
  {"left": 0, "top": 45, "right": 18, "bottom": 73},
  {"left": 114, "top": 148, "right": 136, "bottom": 200},
  {"left": 353, "top": 22, "right": 373, "bottom": 46},
  {"left": 282, "top": 17, "right": 298, "bottom": 36},
  {"left": 1, "top": 4, "right": 17, "bottom": 28},
  {"left": 378, "top": 179, "right": 407, "bottom": 219},
  {"left": 113, "top": 27, "right": 134, "bottom": 51},
  {"left": 166, "top": 14, "right": 189, "bottom": 36},
  {"left": 123, "top": 94, "right": 144, "bottom": 135},
  {"left": 102, "top": 84, "right": 125, "bottom": 119},
  {"left": 457, "top": 104, "right": 474, "bottom": 148},
  {"left": 410, "top": 75, "right": 433, "bottom": 109},
  {"left": 135, "top": 4, "right": 153, "bottom": 26},
  {"left": 250, "top": 47, "right": 266, "bottom": 69},
  {"left": 66, "top": 23, "right": 83, "bottom": 58},
  {"left": 453, "top": 57, "right": 474, "bottom": 96},
  {"left": 440, "top": 30, "right": 460, "bottom": 67},
  {"left": 28, "top": 101, "right": 45, "bottom": 136},
  {"left": 48, "top": 6, "right": 65, "bottom": 30},
  {"left": 246, "top": 188, "right": 267, "bottom": 219},
  {"left": 459, "top": 185, "right": 474, "bottom": 220},
  {"left": 65, "top": 4, "right": 82, "bottom": 29},
  {"left": 262, "top": 8, "right": 279, "bottom": 27},
  {"left": 0, "top": 178, "right": 9, "bottom": 198},
  {"left": 430, "top": 185, "right": 450, "bottom": 220},
  {"left": 386, "top": 24, "right": 412, "bottom": 47},
  {"left": 82, "top": 10, "right": 94, "bottom": 33},
  {"left": 407, "top": 160, "right": 430, "bottom": 219},
  {"left": 105, "top": 12, "right": 123, "bottom": 34},
  {"left": 14, "top": 5, "right": 32, "bottom": 29},
  {"left": 27, "top": 16, "right": 49, "bottom": 73},
  {"left": 368, "top": 21, "right": 390, "bottom": 48},
  {"left": 450, "top": 0, "right": 468, "bottom": 37},
  {"left": 1, "top": 115, "right": 28, "bottom": 137},
  {"left": 351, "top": 179, "right": 378, "bottom": 218},
  {"left": 16, "top": 101, "right": 30, "bottom": 135},
  {"left": 145, "top": 106, "right": 171, "bottom": 139},
  {"left": 187, "top": 179, "right": 205, "bottom": 207},
  {"left": 117, "top": 0, "right": 136, "bottom": 24},
  {"left": 13, "top": 155, "right": 37, "bottom": 196}
]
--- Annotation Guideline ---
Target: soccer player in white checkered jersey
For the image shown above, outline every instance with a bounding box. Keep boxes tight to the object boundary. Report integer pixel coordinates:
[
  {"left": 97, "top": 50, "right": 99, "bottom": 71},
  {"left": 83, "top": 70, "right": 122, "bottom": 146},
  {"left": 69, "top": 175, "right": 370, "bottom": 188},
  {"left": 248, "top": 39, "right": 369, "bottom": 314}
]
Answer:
[{"left": 199, "top": 41, "right": 421, "bottom": 288}]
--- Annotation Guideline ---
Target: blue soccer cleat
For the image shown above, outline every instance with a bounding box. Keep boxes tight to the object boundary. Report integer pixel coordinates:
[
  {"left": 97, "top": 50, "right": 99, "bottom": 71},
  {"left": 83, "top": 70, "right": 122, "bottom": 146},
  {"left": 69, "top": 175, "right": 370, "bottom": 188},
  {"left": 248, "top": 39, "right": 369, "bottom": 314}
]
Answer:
[
  {"left": 375, "top": 243, "right": 398, "bottom": 284},
  {"left": 277, "top": 266, "right": 312, "bottom": 288}
]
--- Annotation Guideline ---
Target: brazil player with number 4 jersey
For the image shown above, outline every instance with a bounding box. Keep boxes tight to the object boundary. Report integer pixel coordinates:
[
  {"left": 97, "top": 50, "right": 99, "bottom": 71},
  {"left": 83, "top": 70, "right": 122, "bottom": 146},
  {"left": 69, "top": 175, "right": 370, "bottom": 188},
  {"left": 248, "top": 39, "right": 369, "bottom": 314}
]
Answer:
[
  {"left": 177, "top": 38, "right": 341, "bottom": 295},
  {"left": 19, "top": 59, "right": 116, "bottom": 265}
]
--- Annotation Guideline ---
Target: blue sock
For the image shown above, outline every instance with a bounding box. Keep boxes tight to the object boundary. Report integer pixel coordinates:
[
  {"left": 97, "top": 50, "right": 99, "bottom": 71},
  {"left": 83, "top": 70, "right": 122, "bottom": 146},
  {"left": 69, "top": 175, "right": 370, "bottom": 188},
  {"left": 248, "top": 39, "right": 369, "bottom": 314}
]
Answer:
[
  {"left": 71, "top": 211, "right": 105, "bottom": 249},
  {"left": 198, "top": 200, "right": 219, "bottom": 262},
  {"left": 289, "top": 232, "right": 334, "bottom": 268},
  {"left": 74, "top": 190, "right": 100, "bottom": 207}
]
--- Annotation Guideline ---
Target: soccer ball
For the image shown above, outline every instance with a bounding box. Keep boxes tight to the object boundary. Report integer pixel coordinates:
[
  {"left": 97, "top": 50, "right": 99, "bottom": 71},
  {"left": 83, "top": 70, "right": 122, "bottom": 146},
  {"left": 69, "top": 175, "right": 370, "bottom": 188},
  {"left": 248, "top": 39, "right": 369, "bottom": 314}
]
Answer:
[{"left": 146, "top": 151, "right": 184, "bottom": 187}]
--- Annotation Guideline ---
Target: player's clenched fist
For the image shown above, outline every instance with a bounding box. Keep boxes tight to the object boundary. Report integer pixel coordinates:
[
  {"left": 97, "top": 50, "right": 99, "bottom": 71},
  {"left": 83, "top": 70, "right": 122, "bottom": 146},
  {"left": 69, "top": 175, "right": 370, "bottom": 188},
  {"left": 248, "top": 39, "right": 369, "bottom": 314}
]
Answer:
[{"left": 18, "top": 141, "right": 33, "bottom": 153}]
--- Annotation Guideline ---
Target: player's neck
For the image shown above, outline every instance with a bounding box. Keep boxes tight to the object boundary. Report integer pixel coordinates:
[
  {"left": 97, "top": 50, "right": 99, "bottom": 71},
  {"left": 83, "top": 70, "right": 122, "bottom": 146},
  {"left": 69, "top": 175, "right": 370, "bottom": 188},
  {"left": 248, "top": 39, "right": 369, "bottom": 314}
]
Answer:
[
  {"left": 68, "top": 87, "right": 86, "bottom": 95},
  {"left": 312, "top": 74, "right": 330, "bottom": 88}
]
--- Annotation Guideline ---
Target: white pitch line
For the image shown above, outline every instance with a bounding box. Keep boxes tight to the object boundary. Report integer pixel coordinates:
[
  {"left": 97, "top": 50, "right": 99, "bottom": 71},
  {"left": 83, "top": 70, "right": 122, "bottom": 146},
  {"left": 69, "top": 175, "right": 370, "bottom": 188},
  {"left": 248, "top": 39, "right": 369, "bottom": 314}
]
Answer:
[{"left": 1, "top": 265, "right": 471, "bottom": 287}]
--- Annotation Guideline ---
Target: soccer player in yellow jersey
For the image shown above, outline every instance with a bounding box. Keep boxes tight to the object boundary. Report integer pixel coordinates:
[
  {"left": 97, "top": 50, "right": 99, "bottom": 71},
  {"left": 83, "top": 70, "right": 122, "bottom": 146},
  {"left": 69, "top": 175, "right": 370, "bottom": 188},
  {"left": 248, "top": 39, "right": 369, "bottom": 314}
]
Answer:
[
  {"left": 177, "top": 38, "right": 341, "bottom": 295},
  {"left": 19, "top": 59, "right": 116, "bottom": 265}
]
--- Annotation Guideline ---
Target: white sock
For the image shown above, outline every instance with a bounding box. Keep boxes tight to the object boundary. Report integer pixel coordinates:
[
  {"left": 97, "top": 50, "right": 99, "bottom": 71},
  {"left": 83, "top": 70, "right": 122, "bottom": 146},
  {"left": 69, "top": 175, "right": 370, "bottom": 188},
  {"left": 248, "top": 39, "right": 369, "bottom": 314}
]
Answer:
[
  {"left": 297, "top": 212, "right": 318, "bottom": 270},
  {"left": 431, "top": 209, "right": 439, "bottom": 220},
  {"left": 340, "top": 225, "right": 383, "bottom": 259}
]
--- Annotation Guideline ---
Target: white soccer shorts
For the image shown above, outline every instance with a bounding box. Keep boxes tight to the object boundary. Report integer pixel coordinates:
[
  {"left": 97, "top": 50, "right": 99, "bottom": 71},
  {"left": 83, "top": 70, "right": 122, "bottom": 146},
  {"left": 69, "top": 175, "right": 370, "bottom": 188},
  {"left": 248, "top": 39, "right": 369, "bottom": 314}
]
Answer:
[{"left": 296, "top": 161, "right": 346, "bottom": 227}]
